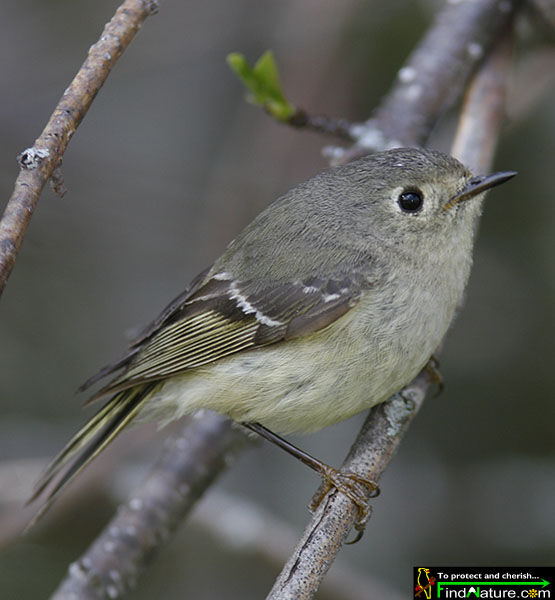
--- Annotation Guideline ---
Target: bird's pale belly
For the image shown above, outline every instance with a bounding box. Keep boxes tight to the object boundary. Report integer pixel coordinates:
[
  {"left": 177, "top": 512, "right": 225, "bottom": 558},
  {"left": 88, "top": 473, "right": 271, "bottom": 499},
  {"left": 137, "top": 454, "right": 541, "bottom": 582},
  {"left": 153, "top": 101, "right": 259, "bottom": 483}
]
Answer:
[{"left": 143, "top": 292, "right": 450, "bottom": 434}]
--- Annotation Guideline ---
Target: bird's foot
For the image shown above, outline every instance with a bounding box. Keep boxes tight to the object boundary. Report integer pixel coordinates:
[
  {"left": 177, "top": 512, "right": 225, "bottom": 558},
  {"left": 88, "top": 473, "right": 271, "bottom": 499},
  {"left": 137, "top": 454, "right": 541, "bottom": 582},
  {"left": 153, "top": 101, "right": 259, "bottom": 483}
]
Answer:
[
  {"left": 241, "top": 422, "right": 380, "bottom": 543},
  {"left": 424, "top": 355, "right": 444, "bottom": 396},
  {"left": 309, "top": 466, "right": 380, "bottom": 543}
]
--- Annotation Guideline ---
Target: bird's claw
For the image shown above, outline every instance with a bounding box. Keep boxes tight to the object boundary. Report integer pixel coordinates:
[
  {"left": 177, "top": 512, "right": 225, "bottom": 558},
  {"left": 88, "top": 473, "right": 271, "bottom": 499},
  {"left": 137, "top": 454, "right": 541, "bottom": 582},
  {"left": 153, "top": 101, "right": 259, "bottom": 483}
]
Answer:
[
  {"left": 424, "top": 355, "right": 444, "bottom": 397},
  {"left": 309, "top": 466, "right": 379, "bottom": 543}
]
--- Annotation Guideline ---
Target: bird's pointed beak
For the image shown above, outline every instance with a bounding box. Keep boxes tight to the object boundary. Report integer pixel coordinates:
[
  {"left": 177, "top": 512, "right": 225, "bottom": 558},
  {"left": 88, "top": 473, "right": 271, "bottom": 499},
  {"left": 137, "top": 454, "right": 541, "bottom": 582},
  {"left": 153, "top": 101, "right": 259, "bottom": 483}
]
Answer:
[{"left": 444, "top": 170, "right": 517, "bottom": 210}]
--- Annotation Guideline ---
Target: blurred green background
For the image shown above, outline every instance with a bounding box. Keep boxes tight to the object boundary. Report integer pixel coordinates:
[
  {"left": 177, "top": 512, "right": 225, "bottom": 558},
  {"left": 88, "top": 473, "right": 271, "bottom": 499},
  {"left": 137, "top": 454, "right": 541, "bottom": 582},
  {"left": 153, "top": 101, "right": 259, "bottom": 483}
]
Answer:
[{"left": 1, "top": 1, "right": 554, "bottom": 598}]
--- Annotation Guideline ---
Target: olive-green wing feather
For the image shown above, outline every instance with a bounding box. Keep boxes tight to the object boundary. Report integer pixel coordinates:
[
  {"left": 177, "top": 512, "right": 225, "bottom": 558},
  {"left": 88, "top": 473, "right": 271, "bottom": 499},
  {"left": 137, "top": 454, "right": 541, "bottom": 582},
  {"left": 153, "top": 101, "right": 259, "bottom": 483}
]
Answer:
[
  {"left": 28, "top": 271, "right": 363, "bottom": 523},
  {"left": 87, "top": 272, "right": 363, "bottom": 400}
]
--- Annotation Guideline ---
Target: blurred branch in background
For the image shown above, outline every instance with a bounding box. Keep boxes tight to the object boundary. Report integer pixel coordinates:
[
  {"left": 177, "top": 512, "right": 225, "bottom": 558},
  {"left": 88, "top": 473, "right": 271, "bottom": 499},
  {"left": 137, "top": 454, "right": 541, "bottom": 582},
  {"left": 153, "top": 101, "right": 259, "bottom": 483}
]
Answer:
[
  {"left": 41, "top": 1, "right": 527, "bottom": 599},
  {"left": 343, "top": 0, "right": 521, "bottom": 160},
  {"left": 49, "top": 413, "right": 248, "bottom": 600},
  {"left": 0, "top": 0, "right": 160, "bottom": 298},
  {"left": 452, "top": 27, "right": 514, "bottom": 173}
]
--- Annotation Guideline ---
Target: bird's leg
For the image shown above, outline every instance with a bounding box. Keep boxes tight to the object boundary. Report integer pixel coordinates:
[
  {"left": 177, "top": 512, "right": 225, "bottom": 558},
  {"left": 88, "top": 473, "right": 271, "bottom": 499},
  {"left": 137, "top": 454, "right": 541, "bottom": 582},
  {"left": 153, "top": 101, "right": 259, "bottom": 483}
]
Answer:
[
  {"left": 424, "top": 355, "right": 444, "bottom": 396},
  {"left": 242, "top": 422, "right": 379, "bottom": 540}
]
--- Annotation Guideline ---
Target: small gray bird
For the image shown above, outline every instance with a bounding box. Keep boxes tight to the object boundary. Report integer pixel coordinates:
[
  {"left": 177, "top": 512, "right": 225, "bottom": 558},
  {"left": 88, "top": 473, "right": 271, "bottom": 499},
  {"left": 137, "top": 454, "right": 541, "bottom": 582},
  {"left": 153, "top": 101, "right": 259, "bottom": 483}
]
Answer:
[{"left": 29, "top": 147, "right": 515, "bottom": 523}]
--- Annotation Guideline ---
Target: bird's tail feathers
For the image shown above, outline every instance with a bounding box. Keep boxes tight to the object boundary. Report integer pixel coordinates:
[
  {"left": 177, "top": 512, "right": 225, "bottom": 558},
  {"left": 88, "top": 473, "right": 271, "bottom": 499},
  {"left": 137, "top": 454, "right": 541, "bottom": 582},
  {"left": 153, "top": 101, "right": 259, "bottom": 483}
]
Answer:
[{"left": 25, "top": 382, "right": 158, "bottom": 530}]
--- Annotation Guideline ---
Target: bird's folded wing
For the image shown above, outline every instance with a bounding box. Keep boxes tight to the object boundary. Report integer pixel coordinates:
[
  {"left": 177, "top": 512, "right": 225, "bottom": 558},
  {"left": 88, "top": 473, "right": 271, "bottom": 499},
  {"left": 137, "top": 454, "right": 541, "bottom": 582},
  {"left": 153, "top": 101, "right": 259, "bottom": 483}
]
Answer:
[{"left": 84, "top": 271, "right": 364, "bottom": 400}]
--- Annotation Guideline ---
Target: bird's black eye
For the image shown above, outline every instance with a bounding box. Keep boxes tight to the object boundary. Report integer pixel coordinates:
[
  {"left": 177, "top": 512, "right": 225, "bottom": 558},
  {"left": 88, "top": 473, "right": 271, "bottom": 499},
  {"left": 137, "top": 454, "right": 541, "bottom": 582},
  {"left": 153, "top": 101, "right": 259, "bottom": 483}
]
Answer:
[{"left": 398, "top": 189, "right": 424, "bottom": 213}]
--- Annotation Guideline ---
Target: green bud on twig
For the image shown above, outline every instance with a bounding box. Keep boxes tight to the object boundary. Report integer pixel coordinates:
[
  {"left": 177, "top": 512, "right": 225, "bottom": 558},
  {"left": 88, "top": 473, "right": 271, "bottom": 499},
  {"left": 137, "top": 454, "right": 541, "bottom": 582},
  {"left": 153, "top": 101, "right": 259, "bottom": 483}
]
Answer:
[{"left": 227, "top": 50, "right": 296, "bottom": 121}]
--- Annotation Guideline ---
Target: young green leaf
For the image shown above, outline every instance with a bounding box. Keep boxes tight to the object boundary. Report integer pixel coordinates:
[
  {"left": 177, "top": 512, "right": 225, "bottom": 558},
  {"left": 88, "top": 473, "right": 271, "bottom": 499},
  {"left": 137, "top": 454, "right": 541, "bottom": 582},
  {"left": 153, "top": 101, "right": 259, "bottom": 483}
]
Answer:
[{"left": 227, "top": 51, "right": 296, "bottom": 121}]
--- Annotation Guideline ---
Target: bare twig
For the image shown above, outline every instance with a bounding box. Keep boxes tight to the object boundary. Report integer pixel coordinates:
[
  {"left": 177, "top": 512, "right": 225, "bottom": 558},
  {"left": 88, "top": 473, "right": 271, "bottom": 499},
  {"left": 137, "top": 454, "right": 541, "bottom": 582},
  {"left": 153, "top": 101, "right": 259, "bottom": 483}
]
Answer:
[
  {"left": 287, "top": 110, "right": 359, "bottom": 142},
  {"left": 0, "top": 0, "right": 160, "bottom": 299},
  {"left": 267, "top": 21, "right": 516, "bottom": 600},
  {"left": 49, "top": 413, "right": 249, "bottom": 600}
]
